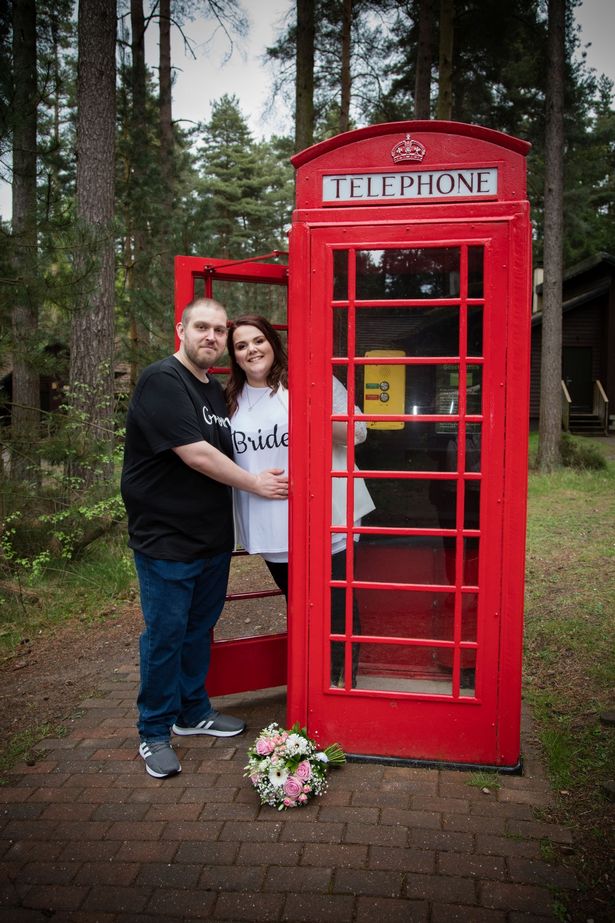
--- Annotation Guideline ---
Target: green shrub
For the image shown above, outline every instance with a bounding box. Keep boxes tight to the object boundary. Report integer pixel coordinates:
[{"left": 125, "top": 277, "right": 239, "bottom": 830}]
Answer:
[
  {"left": 560, "top": 433, "right": 607, "bottom": 470},
  {"left": 0, "top": 386, "right": 126, "bottom": 577}
]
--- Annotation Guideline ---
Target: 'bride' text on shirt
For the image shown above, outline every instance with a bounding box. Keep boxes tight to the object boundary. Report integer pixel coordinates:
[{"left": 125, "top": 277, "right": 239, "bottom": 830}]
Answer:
[{"left": 232, "top": 425, "right": 289, "bottom": 454}]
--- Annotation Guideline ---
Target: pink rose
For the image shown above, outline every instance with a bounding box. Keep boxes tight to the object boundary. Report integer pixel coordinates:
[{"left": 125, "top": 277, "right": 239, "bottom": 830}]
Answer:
[
  {"left": 299, "top": 793, "right": 308, "bottom": 803},
  {"left": 283, "top": 775, "right": 303, "bottom": 801},
  {"left": 295, "top": 760, "right": 311, "bottom": 781},
  {"left": 256, "top": 737, "right": 275, "bottom": 756}
]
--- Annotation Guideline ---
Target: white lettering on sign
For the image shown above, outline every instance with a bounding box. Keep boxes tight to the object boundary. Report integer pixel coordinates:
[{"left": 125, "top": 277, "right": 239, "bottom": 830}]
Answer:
[{"left": 322, "top": 168, "right": 498, "bottom": 202}]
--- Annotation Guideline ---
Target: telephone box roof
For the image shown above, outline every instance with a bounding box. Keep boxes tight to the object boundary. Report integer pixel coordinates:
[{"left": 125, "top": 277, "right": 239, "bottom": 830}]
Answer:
[{"left": 291, "top": 120, "right": 531, "bottom": 169}]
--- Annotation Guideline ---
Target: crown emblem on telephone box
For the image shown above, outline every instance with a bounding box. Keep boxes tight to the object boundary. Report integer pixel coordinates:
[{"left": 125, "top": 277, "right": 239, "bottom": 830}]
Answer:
[{"left": 391, "top": 133, "right": 426, "bottom": 164}]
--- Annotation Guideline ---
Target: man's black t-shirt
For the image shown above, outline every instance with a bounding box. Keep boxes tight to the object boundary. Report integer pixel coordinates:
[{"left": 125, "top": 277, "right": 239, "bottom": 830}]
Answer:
[{"left": 121, "top": 356, "right": 234, "bottom": 561}]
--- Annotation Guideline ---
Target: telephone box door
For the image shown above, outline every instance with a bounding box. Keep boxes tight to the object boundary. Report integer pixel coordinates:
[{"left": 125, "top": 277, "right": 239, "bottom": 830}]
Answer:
[
  {"left": 289, "top": 216, "right": 529, "bottom": 767},
  {"left": 174, "top": 254, "right": 289, "bottom": 697}
]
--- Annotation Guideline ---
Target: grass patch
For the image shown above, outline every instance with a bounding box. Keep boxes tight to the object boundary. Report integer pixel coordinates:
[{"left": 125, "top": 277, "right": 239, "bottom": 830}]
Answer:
[
  {"left": 466, "top": 770, "right": 501, "bottom": 791},
  {"left": 524, "top": 444, "right": 615, "bottom": 919},
  {"left": 0, "top": 532, "right": 135, "bottom": 655},
  {"left": 0, "top": 722, "right": 66, "bottom": 780}
]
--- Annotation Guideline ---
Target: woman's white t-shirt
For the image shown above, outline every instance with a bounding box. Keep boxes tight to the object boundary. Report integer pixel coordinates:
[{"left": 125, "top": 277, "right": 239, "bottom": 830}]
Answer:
[{"left": 231, "top": 385, "right": 290, "bottom": 563}]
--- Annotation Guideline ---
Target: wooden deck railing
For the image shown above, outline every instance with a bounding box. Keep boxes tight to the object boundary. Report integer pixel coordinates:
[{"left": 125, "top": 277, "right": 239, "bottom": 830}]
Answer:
[
  {"left": 593, "top": 380, "right": 609, "bottom": 435},
  {"left": 561, "top": 380, "right": 571, "bottom": 432}
]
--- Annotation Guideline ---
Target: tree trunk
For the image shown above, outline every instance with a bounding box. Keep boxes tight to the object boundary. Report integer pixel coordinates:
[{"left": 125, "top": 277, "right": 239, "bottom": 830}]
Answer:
[
  {"left": 339, "top": 0, "right": 352, "bottom": 133},
  {"left": 295, "top": 0, "right": 315, "bottom": 152},
  {"left": 158, "top": 0, "right": 175, "bottom": 320},
  {"left": 537, "top": 0, "right": 565, "bottom": 471},
  {"left": 414, "top": 0, "right": 433, "bottom": 118},
  {"left": 70, "top": 0, "right": 117, "bottom": 486},
  {"left": 436, "top": 0, "right": 453, "bottom": 120},
  {"left": 128, "top": 0, "right": 149, "bottom": 386},
  {"left": 10, "top": 0, "right": 39, "bottom": 482}
]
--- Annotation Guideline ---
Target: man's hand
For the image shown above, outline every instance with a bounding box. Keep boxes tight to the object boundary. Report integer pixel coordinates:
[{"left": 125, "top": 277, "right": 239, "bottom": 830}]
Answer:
[{"left": 254, "top": 468, "right": 288, "bottom": 499}]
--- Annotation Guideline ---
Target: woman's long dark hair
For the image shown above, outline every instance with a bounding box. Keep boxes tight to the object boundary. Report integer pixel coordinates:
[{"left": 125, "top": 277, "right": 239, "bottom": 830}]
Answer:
[{"left": 225, "top": 314, "right": 288, "bottom": 417}]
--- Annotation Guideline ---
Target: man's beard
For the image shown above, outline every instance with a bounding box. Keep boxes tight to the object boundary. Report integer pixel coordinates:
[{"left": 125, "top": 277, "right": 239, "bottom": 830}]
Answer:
[{"left": 184, "top": 342, "right": 218, "bottom": 369}]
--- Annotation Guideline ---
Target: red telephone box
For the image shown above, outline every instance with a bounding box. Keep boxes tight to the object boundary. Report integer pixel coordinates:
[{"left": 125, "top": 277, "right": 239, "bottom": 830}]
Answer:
[
  {"left": 286, "top": 121, "right": 531, "bottom": 768},
  {"left": 174, "top": 120, "right": 531, "bottom": 769}
]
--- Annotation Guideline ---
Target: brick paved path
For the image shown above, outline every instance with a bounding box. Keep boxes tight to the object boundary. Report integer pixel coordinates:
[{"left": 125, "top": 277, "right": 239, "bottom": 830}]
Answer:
[{"left": 1, "top": 664, "right": 578, "bottom": 922}]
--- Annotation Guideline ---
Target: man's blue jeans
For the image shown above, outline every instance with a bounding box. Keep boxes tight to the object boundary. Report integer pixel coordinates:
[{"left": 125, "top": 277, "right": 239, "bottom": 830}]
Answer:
[{"left": 134, "top": 550, "right": 232, "bottom": 741}]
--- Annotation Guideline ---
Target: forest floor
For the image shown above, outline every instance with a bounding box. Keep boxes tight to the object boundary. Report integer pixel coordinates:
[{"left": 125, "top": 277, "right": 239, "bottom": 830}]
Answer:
[{"left": 0, "top": 554, "right": 283, "bottom": 769}]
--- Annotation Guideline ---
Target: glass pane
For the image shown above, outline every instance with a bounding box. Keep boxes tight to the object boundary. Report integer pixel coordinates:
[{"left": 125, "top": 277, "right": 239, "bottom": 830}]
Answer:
[
  {"left": 356, "top": 421, "right": 459, "bottom": 472},
  {"left": 463, "top": 538, "right": 480, "bottom": 586},
  {"left": 356, "top": 589, "right": 456, "bottom": 640},
  {"left": 356, "top": 306, "right": 459, "bottom": 358},
  {"left": 333, "top": 308, "right": 348, "bottom": 357},
  {"left": 331, "top": 474, "right": 376, "bottom": 530},
  {"left": 332, "top": 365, "right": 349, "bottom": 391},
  {"left": 333, "top": 250, "right": 349, "bottom": 300},
  {"left": 351, "top": 642, "right": 453, "bottom": 695},
  {"left": 359, "top": 478, "right": 456, "bottom": 529},
  {"left": 468, "top": 247, "right": 484, "bottom": 297},
  {"left": 330, "top": 641, "right": 349, "bottom": 687},
  {"left": 464, "top": 480, "right": 480, "bottom": 530},
  {"left": 431, "top": 643, "right": 477, "bottom": 690},
  {"left": 461, "top": 593, "right": 478, "bottom": 643},
  {"left": 354, "top": 536, "right": 453, "bottom": 588},
  {"left": 465, "top": 429, "right": 482, "bottom": 472},
  {"left": 459, "top": 650, "right": 477, "bottom": 698},
  {"left": 330, "top": 546, "right": 359, "bottom": 686},
  {"left": 467, "top": 305, "right": 483, "bottom": 356},
  {"left": 331, "top": 478, "right": 349, "bottom": 537},
  {"left": 430, "top": 593, "right": 479, "bottom": 646},
  {"left": 466, "top": 365, "right": 483, "bottom": 416},
  {"left": 356, "top": 248, "right": 460, "bottom": 299}
]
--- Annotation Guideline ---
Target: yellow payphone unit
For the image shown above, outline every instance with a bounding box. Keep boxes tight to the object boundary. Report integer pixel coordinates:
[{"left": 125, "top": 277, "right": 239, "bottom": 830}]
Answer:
[{"left": 363, "top": 349, "right": 406, "bottom": 430}]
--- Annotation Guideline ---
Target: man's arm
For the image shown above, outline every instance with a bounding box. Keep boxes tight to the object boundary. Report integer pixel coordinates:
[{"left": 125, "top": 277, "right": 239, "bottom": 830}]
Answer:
[{"left": 173, "top": 442, "right": 288, "bottom": 499}]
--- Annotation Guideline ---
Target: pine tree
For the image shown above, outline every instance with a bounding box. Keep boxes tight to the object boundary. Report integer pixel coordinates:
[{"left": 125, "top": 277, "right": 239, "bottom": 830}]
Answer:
[
  {"left": 69, "top": 0, "right": 117, "bottom": 485},
  {"left": 195, "top": 95, "right": 293, "bottom": 259},
  {"left": 537, "top": 0, "right": 565, "bottom": 471},
  {"left": 10, "top": 0, "right": 39, "bottom": 482},
  {"left": 295, "top": 0, "right": 315, "bottom": 150},
  {"left": 414, "top": 0, "right": 434, "bottom": 118}
]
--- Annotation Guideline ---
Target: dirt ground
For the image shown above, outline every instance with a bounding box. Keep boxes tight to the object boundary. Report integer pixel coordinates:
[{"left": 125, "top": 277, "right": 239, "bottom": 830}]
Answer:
[{"left": 0, "top": 554, "right": 285, "bottom": 755}]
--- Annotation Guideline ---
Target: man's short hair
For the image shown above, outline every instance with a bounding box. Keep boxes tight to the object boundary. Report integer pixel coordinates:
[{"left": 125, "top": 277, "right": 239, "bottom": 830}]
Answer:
[{"left": 180, "top": 298, "right": 227, "bottom": 327}]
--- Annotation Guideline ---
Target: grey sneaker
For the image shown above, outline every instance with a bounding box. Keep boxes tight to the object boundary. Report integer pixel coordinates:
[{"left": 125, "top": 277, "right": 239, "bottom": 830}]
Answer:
[
  {"left": 172, "top": 710, "right": 246, "bottom": 738},
  {"left": 139, "top": 739, "right": 181, "bottom": 778}
]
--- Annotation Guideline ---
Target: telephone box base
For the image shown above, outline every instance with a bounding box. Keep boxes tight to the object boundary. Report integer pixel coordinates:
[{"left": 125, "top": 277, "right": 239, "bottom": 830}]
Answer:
[{"left": 345, "top": 752, "right": 523, "bottom": 774}]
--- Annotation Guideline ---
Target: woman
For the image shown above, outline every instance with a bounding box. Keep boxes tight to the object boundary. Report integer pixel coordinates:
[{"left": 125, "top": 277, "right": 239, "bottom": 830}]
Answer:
[{"left": 226, "top": 314, "right": 374, "bottom": 686}]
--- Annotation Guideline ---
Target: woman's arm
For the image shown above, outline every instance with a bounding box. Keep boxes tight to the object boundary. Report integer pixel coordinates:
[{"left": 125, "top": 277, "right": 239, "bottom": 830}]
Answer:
[{"left": 331, "top": 376, "right": 367, "bottom": 446}]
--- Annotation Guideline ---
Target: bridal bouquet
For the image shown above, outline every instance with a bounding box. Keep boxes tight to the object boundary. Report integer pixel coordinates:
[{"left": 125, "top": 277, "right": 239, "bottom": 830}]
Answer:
[{"left": 245, "top": 722, "right": 346, "bottom": 810}]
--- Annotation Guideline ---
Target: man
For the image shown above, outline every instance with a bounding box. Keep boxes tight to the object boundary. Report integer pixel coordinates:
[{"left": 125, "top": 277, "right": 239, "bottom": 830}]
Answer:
[{"left": 121, "top": 298, "right": 288, "bottom": 778}]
